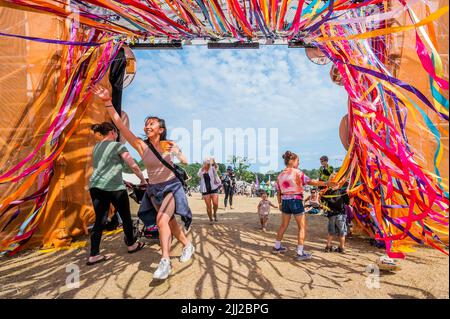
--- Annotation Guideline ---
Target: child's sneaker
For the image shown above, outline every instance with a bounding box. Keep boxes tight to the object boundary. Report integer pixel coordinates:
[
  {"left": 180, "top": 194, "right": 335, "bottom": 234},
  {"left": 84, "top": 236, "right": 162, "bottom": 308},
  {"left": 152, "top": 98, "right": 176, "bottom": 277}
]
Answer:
[
  {"left": 272, "top": 246, "right": 287, "bottom": 254},
  {"left": 295, "top": 251, "right": 312, "bottom": 261},
  {"left": 334, "top": 247, "right": 345, "bottom": 254},
  {"left": 324, "top": 246, "right": 333, "bottom": 252}
]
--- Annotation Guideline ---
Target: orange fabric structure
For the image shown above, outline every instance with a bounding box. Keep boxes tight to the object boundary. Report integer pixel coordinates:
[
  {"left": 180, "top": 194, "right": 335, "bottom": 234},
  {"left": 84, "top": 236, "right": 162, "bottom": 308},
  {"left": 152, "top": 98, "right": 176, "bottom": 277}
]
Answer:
[
  {"left": 0, "top": 5, "right": 114, "bottom": 252},
  {"left": 0, "top": 0, "right": 448, "bottom": 256}
]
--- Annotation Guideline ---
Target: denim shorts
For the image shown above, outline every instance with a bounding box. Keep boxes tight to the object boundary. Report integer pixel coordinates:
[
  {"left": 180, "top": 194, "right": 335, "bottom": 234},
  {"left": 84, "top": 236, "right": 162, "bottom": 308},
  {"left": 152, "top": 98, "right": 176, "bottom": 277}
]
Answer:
[
  {"left": 281, "top": 199, "right": 305, "bottom": 215},
  {"left": 328, "top": 214, "right": 348, "bottom": 236},
  {"left": 202, "top": 187, "right": 220, "bottom": 196}
]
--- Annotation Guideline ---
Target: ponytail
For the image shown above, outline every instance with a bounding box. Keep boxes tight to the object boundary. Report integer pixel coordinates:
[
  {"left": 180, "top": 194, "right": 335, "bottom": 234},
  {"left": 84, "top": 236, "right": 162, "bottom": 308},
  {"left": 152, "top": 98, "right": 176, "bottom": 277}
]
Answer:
[{"left": 91, "top": 122, "right": 117, "bottom": 136}]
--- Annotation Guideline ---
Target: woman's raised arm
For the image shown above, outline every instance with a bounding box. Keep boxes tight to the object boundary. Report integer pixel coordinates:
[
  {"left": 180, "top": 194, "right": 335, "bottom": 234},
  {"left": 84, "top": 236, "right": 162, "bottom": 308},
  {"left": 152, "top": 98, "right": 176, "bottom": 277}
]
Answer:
[{"left": 92, "top": 85, "right": 146, "bottom": 157}]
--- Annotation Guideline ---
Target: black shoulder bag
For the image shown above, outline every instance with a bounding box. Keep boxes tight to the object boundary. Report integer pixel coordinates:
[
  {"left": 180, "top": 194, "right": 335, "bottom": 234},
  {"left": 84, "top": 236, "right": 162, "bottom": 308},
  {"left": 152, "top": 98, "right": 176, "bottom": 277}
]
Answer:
[{"left": 146, "top": 141, "right": 190, "bottom": 190}]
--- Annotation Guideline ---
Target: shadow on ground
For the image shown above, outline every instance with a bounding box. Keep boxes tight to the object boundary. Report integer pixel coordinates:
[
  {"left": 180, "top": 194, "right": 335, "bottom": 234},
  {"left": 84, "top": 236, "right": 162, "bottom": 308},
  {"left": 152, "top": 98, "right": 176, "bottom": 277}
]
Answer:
[{"left": 0, "top": 209, "right": 447, "bottom": 299}]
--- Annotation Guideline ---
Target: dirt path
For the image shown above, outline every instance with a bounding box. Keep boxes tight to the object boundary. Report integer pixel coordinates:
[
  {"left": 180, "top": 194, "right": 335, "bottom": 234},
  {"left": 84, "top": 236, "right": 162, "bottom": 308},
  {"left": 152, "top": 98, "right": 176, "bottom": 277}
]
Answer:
[{"left": 0, "top": 194, "right": 448, "bottom": 299}]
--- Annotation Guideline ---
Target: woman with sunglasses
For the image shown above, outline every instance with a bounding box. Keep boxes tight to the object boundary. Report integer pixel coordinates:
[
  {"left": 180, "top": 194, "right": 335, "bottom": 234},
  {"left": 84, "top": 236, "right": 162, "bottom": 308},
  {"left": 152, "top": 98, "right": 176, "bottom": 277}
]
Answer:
[{"left": 304, "top": 188, "right": 322, "bottom": 215}]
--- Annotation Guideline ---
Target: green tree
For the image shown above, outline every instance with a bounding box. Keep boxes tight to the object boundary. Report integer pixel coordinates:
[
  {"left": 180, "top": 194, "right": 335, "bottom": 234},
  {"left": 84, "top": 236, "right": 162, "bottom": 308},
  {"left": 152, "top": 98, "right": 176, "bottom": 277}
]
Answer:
[
  {"left": 241, "top": 171, "right": 255, "bottom": 183},
  {"left": 179, "top": 163, "right": 202, "bottom": 188},
  {"left": 302, "top": 168, "right": 319, "bottom": 179},
  {"left": 228, "top": 155, "right": 251, "bottom": 181},
  {"left": 218, "top": 163, "right": 226, "bottom": 175}
]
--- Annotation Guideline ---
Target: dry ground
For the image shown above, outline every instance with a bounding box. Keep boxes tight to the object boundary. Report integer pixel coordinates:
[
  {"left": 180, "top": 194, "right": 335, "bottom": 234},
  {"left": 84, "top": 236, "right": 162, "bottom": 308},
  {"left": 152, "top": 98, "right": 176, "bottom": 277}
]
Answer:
[{"left": 0, "top": 194, "right": 448, "bottom": 299}]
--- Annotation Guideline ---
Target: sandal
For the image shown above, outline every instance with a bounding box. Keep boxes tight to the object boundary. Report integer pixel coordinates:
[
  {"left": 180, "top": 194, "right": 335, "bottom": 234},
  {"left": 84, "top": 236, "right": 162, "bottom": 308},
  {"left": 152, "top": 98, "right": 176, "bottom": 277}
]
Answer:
[
  {"left": 128, "top": 241, "right": 145, "bottom": 254},
  {"left": 86, "top": 255, "right": 110, "bottom": 266}
]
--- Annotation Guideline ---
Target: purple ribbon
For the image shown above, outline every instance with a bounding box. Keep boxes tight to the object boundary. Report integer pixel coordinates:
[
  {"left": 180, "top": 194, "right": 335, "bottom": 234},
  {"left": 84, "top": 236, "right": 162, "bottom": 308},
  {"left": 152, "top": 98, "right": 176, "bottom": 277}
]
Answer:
[
  {"left": 0, "top": 31, "right": 101, "bottom": 46},
  {"left": 304, "top": 0, "right": 335, "bottom": 33},
  {"left": 320, "top": 47, "right": 449, "bottom": 122}
]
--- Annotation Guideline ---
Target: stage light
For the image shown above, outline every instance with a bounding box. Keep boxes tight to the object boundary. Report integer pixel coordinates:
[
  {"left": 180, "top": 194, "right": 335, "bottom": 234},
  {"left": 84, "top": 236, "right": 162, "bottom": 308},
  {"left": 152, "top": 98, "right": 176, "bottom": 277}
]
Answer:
[
  {"left": 287, "top": 40, "right": 316, "bottom": 49},
  {"left": 207, "top": 42, "right": 259, "bottom": 49},
  {"left": 129, "top": 41, "right": 183, "bottom": 50}
]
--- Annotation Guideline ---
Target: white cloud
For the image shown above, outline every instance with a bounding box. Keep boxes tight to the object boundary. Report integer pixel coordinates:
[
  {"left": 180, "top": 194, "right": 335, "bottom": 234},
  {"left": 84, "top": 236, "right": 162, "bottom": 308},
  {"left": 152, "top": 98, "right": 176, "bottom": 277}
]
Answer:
[{"left": 123, "top": 46, "right": 348, "bottom": 171}]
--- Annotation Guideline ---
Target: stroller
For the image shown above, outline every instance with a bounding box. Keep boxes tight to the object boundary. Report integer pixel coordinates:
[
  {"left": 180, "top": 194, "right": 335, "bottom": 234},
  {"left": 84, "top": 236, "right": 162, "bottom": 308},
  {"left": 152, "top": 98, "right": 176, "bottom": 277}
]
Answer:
[{"left": 124, "top": 181, "right": 159, "bottom": 242}]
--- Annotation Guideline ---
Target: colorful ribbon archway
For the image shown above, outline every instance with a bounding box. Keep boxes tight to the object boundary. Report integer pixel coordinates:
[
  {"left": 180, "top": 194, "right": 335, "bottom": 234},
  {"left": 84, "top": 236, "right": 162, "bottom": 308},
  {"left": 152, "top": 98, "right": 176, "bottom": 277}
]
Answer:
[{"left": 0, "top": 0, "right": 448, "bottom": 258}]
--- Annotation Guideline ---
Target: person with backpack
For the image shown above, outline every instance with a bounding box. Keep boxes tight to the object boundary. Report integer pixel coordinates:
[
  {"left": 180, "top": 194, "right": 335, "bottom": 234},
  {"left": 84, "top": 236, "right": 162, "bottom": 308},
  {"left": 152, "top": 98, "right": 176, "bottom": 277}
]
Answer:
[{"left": 93, "top": 85, "right": 195, "bottom": 281}]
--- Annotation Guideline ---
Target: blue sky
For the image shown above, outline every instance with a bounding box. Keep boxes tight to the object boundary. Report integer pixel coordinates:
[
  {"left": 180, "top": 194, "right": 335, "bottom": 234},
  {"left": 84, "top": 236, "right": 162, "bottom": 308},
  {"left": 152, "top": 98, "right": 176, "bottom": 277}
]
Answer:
[{"left": 122, "top": 46, "right": 348, "bottom": 172}]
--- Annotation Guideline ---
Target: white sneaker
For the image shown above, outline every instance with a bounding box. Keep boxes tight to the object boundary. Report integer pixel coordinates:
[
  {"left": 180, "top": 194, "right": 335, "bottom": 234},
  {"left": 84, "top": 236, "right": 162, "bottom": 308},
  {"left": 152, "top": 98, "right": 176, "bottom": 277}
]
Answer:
[
  {"left": 153, "top": 258, "right": 172, "bottom": 280},
  {"left": 179, "top": 243, "right": 195, "bottom": 263}
]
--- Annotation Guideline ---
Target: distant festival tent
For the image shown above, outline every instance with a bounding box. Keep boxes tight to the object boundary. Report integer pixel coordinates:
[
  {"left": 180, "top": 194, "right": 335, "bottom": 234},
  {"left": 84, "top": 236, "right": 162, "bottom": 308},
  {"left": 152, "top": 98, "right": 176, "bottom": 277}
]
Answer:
[{"left": 0, "top": 0, "right": 448, "bottom": 258}]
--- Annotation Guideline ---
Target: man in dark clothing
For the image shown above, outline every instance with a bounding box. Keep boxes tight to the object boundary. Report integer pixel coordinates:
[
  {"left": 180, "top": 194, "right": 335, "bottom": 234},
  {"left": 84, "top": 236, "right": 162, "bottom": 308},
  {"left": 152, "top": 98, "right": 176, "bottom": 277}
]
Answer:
[
  {"left": 321, "top": 183, "right": 350, "bottom": 253},
  {"left": 318, "top": 155, "right": 334, "bottom": 190},
  {"left": 221, "top": 166, "right": 236, "bottom": 209}
]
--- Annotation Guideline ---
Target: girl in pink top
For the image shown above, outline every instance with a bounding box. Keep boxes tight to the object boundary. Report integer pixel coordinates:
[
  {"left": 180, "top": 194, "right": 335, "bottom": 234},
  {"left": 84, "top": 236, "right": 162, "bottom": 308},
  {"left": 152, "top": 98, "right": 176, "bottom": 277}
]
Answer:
[{"left": 273, "top": 151, "right": 332, "bottom": 261}]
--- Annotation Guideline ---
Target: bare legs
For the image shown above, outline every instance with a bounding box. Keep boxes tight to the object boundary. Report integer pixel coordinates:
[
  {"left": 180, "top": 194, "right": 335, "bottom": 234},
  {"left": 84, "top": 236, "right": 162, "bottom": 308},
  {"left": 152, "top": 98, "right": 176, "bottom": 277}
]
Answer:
[
  {"left": 152, "top": 193, "right": 190, "bottom": 260},
  {"left": 211, "top": 194, "right": 219, "bottom": 221},
  {"left": 203, "top": 194, "right": 219, "bottom": 222},
  {"left": 259, "top": 216, "right": 268, "bottom": 230},
  {"left": 275, "top": 213, "right": 292, "bottom": 242},
  {"left": 294, "top": 214, "right": 306, "bottom": 246},
  {"left": 203, "top": 194, "right": 213, "bottom": 222},
  {"left": 327, "top": 234, "right": 346, "bottom": 249},
  {"left": 275, "top": 213, "right": 306, "bottom": 245}
]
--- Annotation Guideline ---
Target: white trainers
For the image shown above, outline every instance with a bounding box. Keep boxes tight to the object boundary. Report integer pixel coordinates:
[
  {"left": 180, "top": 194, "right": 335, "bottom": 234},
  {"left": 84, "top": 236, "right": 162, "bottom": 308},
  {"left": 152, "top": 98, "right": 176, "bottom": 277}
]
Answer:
[
  {"left": 153, "top": 258, "right": 172, "bottom": 280},
  {"left": 179, "top": 243, "right": 195, "bottom": 263}
]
